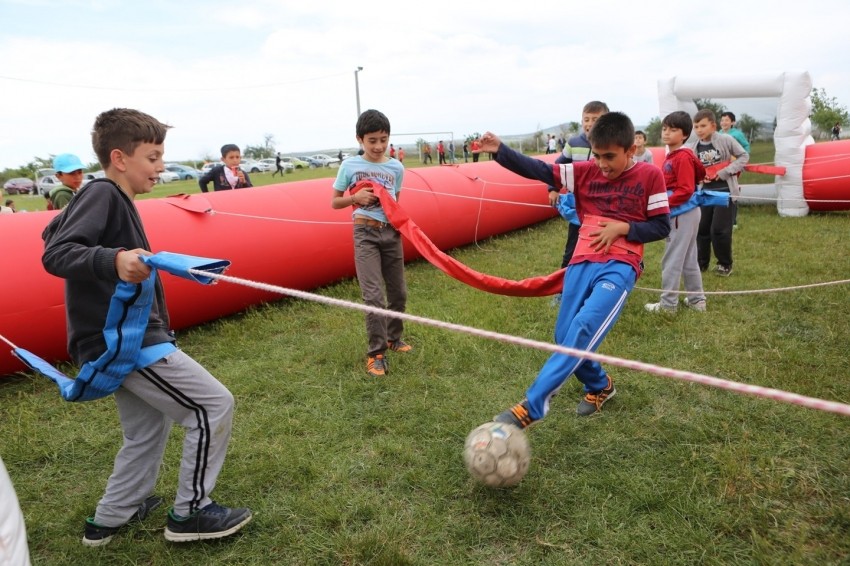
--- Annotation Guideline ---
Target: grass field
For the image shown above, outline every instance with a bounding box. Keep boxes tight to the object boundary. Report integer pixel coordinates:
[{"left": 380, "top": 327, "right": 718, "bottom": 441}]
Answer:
[{"left": 2, "top": 146, "right": 849, "bottom": 565}]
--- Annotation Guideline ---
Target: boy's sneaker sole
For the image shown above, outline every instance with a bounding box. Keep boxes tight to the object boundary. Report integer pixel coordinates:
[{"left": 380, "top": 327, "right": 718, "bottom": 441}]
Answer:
[
  {"left": 82, "top": 495, "right": 163, "bottom": 547},
  {"left": 164, "top": 502, "right": 252, "bottom": 542}
]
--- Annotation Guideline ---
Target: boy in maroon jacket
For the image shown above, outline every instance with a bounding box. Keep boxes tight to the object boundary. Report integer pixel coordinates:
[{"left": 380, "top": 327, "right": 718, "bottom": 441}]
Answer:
[{"left": 645, "top": 111, "right": 707, "bottom": 313}]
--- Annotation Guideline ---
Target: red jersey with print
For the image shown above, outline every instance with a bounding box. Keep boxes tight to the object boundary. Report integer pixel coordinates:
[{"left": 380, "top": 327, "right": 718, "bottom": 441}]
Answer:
[{"left": 553, "top": 160, "right": 669, "bottom": 274}]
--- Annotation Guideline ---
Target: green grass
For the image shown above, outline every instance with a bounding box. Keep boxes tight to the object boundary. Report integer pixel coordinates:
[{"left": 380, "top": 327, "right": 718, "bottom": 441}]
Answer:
[{"left": 2, "top": 165, "right": 850, "bottom": 564}]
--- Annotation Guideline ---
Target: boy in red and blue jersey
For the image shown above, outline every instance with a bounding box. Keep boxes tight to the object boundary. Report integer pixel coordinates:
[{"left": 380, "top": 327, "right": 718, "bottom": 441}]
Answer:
[{"left": 477, "top": 112, "right": 670, "bottom": 423}]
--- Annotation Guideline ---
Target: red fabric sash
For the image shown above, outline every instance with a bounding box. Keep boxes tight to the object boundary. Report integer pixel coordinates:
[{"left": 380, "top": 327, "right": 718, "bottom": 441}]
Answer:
[
  {"left": 367, "top": 182, "right": 564, "bottom": 297},
  {"left": 573, "top": 215, "right": 644, "bottom": 260}
]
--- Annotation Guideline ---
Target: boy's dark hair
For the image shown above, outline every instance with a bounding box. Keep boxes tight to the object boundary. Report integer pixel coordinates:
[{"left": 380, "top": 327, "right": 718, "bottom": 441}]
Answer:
[
  {"left": 583, "top": 101, "right": 610, "bottom": 114},
  {"left": 662, "top": 111, "right": 694, "bottom": 137},
  {"left": 635, "top": 130, "right": 647, "bottom": 140},
  {"left": 693, "top": 109, "right": 716, "bottom": 124},
  {"left": 220, "top": 144, "right": 240, "bottom": 157},
  {"left": 720, "top": 111, "right": 736, "bottom": 122},
  {"left": 587, "top": 112, "right": 635, "bottom": 149},
  {"left": 92, "top": 108, "right": 170, "bottom": 170},
  {"left": 356, "top": 109, "right": 391, "bottom": 139}
]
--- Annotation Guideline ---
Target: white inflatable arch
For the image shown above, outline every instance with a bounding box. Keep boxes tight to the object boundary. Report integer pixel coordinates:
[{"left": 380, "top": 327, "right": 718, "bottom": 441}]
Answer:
[{"left": 658, "top": 71, "right": 814, "bottom": 217}]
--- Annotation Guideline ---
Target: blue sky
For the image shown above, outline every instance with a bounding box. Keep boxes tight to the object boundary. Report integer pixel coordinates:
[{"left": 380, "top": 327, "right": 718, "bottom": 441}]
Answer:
[{"left": 1, "top": 0, "right": 848, "bottom": 170}]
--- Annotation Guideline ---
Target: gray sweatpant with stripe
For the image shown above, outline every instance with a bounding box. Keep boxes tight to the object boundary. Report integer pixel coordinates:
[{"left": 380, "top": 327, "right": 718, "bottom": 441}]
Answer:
[
  {"left": 658, "top": 206, "right": 706, "bottom": 309},
  {"left": 94, "top": 349, "right": 234, "bottom": 526}
]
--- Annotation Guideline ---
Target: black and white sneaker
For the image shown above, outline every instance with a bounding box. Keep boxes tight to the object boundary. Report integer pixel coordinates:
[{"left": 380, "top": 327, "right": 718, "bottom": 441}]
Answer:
[
  {"left": 715, "top": 264, "right": 733, "bottom": 277},
  {"left": 164, "top": 502, "right": 252, "bottom": 542},
  {"left": 82, "top": 495, "right": 163, "bottom": 547}
]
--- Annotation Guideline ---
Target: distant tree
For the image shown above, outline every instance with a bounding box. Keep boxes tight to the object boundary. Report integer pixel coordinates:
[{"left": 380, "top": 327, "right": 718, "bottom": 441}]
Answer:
[
  {"left": 568, "top": 121, "right": 580, "bottom": 134},
  {"left": 810, "top": 87, "right": 849, "bottom": 139},
  {"left": 243, "top": 144, "right": 272, "bottom": 160},
  {"left": 644, "top": 116, "right": 662, "bottom": 146},
  {"left": 736, "top": 113, "right": 761, "bottom": 142},
  {"left": 693, "top": 98, "right": 726, "bottom": 121}
]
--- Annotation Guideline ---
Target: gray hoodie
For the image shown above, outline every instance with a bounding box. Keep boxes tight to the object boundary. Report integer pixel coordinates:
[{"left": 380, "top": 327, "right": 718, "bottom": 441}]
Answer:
[{"left": 687, "top": 132, "right": 749, "bottom": 199}]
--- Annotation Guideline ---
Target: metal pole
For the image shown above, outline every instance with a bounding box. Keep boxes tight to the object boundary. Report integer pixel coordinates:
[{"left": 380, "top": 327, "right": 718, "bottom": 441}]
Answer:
[{"left": 354, "top": 66, "right": 363, "bottom": 118}]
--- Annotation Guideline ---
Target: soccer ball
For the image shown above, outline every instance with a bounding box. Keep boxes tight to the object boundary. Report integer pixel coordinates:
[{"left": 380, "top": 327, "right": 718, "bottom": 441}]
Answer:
[{"left": 464, "top": 421, "right": 530, "bottom": 487}]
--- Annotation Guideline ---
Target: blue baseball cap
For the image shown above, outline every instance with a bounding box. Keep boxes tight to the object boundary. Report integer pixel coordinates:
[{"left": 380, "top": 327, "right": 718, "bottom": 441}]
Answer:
[{"left": 53, "top": 153, "right": 85, "bottom": 173}]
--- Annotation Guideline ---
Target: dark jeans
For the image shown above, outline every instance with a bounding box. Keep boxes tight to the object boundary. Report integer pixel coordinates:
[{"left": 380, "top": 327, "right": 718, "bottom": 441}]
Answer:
[
  {"left": 697, "top": 201, "right": 736, "bottom": 269},
  {"left": 560, "top": 223, "right": 581, "bottom": 269},
  {"left": 353, "top": 224, "right": 408, "bottom": 356}
]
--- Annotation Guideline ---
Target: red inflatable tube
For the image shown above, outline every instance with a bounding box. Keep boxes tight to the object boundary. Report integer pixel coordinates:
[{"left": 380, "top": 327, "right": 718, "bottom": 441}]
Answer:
[
  {"left": 0, "top": 159, "right": 558, "bottom": 376},
  {"left": 803, "top": 140, "right": 850, "bottom": 212}
]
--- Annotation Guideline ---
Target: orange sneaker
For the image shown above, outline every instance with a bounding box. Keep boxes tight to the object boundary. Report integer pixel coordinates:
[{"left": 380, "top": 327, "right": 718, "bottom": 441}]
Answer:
[
  {"left": 366, "top": 354, "right": 388, "bottom": 376},
  {"left": 387, "top": 339, "right": 412, "bottom": 353},
  {"left": 576, "top": 376, "right": 616, "bottom": 416},
  {"left": 494, "top": 400, "right": 537, "bottom": 429}
]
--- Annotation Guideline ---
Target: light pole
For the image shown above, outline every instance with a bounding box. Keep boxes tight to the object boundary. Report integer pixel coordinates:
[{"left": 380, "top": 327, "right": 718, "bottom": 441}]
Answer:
[{"left": 354, "top": 66, "right": 363, "bottom": 118}]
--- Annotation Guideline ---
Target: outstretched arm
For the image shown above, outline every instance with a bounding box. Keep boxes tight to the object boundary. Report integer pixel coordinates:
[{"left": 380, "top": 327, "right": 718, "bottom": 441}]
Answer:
[{"left": 478, "top": 133, "right": 558, "bottom": 187}]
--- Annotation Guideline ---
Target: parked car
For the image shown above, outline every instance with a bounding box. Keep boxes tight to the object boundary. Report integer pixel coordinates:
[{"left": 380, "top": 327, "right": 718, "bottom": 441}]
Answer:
[
  {"left": 285, "top": 156, "right": 310, "bottom": 169},
  {"left": 37, "top": 175, "right": 60, "bottom": 195},
  {"left": 157, "top": 170, "right": 180, "bottom": 184},
  {"left": 200, "top": 162, "right": 217, "bottom": 174},
  {"left": 259, "top": 158, "right": 293, "bottom": 172},
  {"left": 239, "top": 159, "right": 265, "bottom": 174},
  {"left": 3, "top": 178, "right": 35, "bottom": 195},
  {"left": 35, "top": 168, "right": 57, "bottom": 195},
  {"left": 165, "top": 164, "right": 201, "bottom": 180},
  {"left": 83, "top": 171, "right": 106, "bottom": 183},
  {"left": 308, "top": 154, "right": 341, "bottom": 168}
]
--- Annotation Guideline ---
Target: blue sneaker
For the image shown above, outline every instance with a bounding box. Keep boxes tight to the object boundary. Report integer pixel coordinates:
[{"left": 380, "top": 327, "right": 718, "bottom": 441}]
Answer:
[
  {"left": 82, "top": 495, "right": 163, "bottom": 547},
  {"left": 164, "top": 501, "right": 252, "bottom": 542}
]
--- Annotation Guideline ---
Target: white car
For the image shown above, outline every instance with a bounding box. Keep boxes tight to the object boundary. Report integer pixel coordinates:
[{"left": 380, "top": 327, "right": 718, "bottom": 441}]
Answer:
[
  {"left": 35, "top": 168, "right": 58, "bottom": 195},
  {"left": 260, "top": 158, "right": 293, "bottom": 172},
  {"left": 239, "top": 159, "right": 269, "bottom": 174},
  {"left": 308, "top": 154, "right": 341, "bottom": 168},
  {"left": 158, "top": 170, "right": 180, "bottom": 184}
]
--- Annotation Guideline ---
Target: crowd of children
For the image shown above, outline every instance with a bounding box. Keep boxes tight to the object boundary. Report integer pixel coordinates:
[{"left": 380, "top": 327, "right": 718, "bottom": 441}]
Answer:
[{"left": 4, "top": 99, "right": 754, "bottom": 557}]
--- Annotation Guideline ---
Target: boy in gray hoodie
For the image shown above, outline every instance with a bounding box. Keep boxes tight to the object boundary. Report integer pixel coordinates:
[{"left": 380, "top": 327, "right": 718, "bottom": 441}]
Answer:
[{"left": 688, "top": 109, "right": 749, "bottom": 276}]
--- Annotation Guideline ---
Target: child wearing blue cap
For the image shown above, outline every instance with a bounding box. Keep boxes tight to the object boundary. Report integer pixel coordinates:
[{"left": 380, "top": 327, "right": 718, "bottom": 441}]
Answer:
[{"left": 50, "top": 153, "right": 86, "bottom": 209}]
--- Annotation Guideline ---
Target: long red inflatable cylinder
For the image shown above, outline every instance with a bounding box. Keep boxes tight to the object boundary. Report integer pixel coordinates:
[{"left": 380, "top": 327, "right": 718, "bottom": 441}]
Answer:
[
  {"left": 803, "top": 140, "right": 850, "bottom": 212},
  {"left": 0, "top": 160, "right": 557, "bottom": 376}
]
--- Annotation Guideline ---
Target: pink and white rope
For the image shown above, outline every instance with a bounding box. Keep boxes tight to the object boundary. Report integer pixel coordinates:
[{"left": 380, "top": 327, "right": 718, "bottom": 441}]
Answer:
[
  {"left": 635, "top": 278, "right": 850, "bottom": 296},
  {"left": 190, "top": 269, "right": 850, "bottom": 418}
]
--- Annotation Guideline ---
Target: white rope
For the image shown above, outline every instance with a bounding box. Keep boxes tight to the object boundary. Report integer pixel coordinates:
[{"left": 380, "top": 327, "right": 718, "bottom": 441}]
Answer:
[{"left": 188, "top": 268, "right": 850, "bottom": 417}]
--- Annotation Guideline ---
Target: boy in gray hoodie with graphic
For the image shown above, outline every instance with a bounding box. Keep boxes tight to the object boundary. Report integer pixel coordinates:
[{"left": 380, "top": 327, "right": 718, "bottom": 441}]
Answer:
[{"left": 688, "top": 109, "right": 749, "bottom": 276}]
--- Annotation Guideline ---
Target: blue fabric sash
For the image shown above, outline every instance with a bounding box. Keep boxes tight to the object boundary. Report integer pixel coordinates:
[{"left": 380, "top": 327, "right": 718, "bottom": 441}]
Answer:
[
  {"left": 557, "top": 193, "right": 580, "bottom": 226},
  {"left": 15, "top": 252, "right": 229, "bottom": 402},
  {"left": 669, "top": 189, "right": 730, "bottom": 218}
]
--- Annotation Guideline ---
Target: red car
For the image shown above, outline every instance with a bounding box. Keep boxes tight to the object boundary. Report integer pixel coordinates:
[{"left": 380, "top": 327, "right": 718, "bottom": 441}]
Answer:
[{"left": 3, "top": 178, "right": 35, "bottom": 195}]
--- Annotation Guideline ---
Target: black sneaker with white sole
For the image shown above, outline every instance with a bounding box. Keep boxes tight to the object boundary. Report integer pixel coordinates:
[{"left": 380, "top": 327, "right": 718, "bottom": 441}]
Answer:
[
  {"left": 82, "top": 495, "right": 163, "bottom": 547},
  {"left": 164, "top": 501, "right": 252, "bottom": 542}
]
